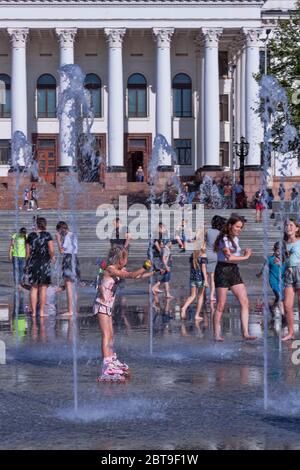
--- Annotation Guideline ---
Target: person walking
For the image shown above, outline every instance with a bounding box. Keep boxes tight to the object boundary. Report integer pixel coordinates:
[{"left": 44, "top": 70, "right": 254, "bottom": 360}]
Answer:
[
  {"left": 213, "top": 214, "right": 257, "bottom": 342},
  {"left": 205, "top": 215, "right": 227, "bottom": 303}
]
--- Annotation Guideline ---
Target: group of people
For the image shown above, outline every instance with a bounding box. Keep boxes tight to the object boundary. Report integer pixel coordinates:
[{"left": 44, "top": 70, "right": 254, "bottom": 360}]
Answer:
[
  {"left": 180, "top": 177, "right": 247, "bottom": 209},
  {"left": 9, "top": 217, "right": 80, "bottom": 317},
  {"left": 9, "top": 211, "right": 300, "bottom": 382},
  {"left": 20, "top": 183, "right": 40, "bottom": 211}
]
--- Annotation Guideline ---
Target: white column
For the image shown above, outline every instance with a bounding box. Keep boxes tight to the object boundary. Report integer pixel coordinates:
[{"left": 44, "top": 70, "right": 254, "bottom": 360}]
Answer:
[
  {"left": 243, "top": 28, "right": 263, "bottom": 166},
  {"left": 153, "top": 27, "right": 174, "bottom": 163},
  {"left": 201, "top": 28, "right": 223, "bottom": 167},
  {"left": 228, "top": 42, "right": 239, "bottom": 168},
  {"left": 234, "top": 44, "right": 242, "bottom": 145},
  {"left": 104, "top": 28, "right": 126, "bottom": 168},
  {"left": 195, "top": 36, "right": 205, "bottom": 169},
  {"left": 56, "top": 28, "right": 77, "bottom": 168},
  {"left": 56, "top": 28, "right": 77, "bottom": 66},
  {"left": 239, "top": 40, "right": 246, "bottom": 138},
  {"left": 8, "top": 28, "right": 29, "bottom": 166}
]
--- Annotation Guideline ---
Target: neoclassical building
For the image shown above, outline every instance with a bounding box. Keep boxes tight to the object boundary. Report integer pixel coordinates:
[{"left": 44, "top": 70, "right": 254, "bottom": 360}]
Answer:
[{"left": 0, "top": 0, "right": 298, "bottom": 204}]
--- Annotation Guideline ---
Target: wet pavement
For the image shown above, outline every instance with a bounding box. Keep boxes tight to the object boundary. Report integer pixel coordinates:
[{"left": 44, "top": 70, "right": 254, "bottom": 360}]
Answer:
[{"left": 1, "top": 256, "right": 300, "bottom": 450}]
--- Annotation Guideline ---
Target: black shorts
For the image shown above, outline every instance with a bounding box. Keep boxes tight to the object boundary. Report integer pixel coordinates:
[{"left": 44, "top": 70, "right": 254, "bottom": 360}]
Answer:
[
  {"left": 62, "top": 254, "right": 81, "bottom": 282},
  {"left": 214, "top": 262, "right": 243, "bottom": 289}
]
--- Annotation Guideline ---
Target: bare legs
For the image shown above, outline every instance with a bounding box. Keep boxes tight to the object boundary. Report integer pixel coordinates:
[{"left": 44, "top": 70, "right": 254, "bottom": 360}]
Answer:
[
  {"left": 38, "top": 285, "right": 47, "bottom": 317},
  {"left": 30, "top": 286, "right": 38, "bottom": 317},
  {"left": 282, "top": 287, "right": 295, "bottom": 341},
  {"left": 208, "top": 272, "right": 216, "bottom": 302},
  {"left": 181, "top": 286, "right": 205, "bottom": 321},
  {"left": 65, "top": 280, "right": 77, "bottom": 315},
  {"left": 214, "top": 287, "right": 228, "bottom": 341},
  {"left": 29, "top": 285, "right": 47, "bottom": 317},
  {"left": 214, "top": 284, "right": 257, "bottom": 341},
  {"left": 98, "top": 313, "right": 114, "bottom": 358}
]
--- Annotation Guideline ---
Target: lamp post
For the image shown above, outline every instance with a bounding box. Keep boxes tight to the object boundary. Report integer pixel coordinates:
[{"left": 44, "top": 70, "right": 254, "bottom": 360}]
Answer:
[{"left": 233, "top": 136, "right": 249, "bottom": 188}]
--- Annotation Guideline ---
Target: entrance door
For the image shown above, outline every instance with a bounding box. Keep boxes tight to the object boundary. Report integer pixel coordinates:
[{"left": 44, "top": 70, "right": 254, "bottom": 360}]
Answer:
[
  {"left": 124, "top": 134, "right": 151, "bottom": 183},
  {"left": 128, "top": 151, "right": 144, "bottom": 182},
  {"left": 36, "top": 139, "right": 57, "bottom": 184}
]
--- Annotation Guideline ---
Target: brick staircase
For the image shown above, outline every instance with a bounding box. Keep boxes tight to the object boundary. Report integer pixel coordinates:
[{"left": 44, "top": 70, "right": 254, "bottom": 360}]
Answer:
[{"left": 0, "top": 175, "right": 151, "bottom": 210}]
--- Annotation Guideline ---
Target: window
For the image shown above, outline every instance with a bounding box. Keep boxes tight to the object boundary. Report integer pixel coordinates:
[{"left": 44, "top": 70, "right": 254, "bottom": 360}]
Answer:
[
  {"left": 129, "top": 139, "right": 147, "bottom": 149},
  {"left": 173, "top": 73, "right": 192, "bottom": 118},
  {"left": 220, "top": 142, "right": 229, "bottom": 167},
  {"left": 220, "top": 95, "right": 229, "bottom": 122},
  {"left": 84, "top": 73, "right": 102, "bottom": 118},
  {"left": 0, "top": 140, "right": 11, "bottom": 165},
  {"left": 0, "top": 74, "right": 11, "bottom": 118},
  {"left": 127, "top": 73, "right": 147, "bottom": 118},
  {"left": 174, "top": 139, "right": 192, "bottom": 165},
  {"left": 259, "top": 50, "right": 271, "bottom": 75},
  {"left": 37, "top": 74, "right": 56, "bottom": 118},
  {"left": 219, "top": 51, "right": 229, "bottom": 78}
]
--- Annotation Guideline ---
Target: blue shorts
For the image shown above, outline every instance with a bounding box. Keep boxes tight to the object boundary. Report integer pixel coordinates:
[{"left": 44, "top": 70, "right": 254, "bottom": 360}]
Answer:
[
  {"left": 190, "top": 280, "right": 205, "bottom": 289},
  {"left": 161, "top": 272, "right": 171, "bottom": 283}
]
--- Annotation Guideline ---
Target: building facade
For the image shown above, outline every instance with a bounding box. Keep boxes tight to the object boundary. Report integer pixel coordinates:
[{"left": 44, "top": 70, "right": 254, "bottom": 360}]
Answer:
[{"left": 0, "top": 0, "right": 298, "bottom": 205}]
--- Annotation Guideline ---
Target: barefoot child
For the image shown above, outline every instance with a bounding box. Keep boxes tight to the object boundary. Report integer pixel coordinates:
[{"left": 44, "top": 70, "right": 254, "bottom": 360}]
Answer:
[
  {"left": 256, "top": 241, "right": 286, "bottom": 316},
  {"left": 56, "top": 221, "right": 81, "bottom": 316},
  {"left": 181, "top": 240, "right": 208, "bottom": 321},
  {"left": 94, "top": 246, "right": 153, "bottom": 381},
  {"left": 282, "top": 219, "right": 300, "bottom": 341},
  {"left": 161, "top": 239, "right": 173, "bottom": 299}
]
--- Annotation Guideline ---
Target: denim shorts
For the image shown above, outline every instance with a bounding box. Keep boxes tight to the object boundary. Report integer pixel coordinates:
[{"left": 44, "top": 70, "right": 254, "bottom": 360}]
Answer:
[
  {"left": 284, "top": 266, "right": 300, "bottom": 289},
  {"left": 190, "top": 280, "right": 205, "bottom": 289},
  {"left": 161, "top": 271, "right": 171, "bottom": 283}
]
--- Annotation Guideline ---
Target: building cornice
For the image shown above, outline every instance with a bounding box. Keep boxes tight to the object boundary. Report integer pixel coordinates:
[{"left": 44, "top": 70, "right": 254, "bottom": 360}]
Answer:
[{"left": 0, "top": 0, "right": 266, "bottom": 5}]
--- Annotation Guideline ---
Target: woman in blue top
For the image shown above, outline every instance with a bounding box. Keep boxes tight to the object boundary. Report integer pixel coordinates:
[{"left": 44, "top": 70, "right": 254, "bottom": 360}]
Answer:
[{"left": 282, "top": 219, "right": 300, "bottom": 341}]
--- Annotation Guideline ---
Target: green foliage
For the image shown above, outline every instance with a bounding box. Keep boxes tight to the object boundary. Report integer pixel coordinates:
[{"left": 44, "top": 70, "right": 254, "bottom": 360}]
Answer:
[{"left": 268, "top": 1, "right": 300, "bottom": 130}]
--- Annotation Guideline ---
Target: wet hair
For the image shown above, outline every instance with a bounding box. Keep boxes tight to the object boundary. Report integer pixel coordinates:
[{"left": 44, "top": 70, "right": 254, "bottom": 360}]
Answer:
[
  {"left": 214, "top": 214, "right": 245, "bottom": 252},
  {"left": 283, "top": 218, "right": 300, "bottom": 242},
  {"left": 107, "top": 245, "right": 128, "bottom": 267},
  {"left": 36, "top": 217, "right": 47, "bottom": 231},
  {"left": 211, "top": 215, "right": 227, "bottom": 231},
  {"left": 56, "top": 221, "right": 69, "bottom": 232}
]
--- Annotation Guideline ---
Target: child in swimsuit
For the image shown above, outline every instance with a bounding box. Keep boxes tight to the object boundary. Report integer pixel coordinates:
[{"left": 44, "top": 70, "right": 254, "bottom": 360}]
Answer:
[{"left": 95, "top": 245, "right": 153, "bottom": 381}]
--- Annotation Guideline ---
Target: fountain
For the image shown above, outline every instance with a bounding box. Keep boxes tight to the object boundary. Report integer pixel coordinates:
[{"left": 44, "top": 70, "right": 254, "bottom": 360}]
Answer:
[
  {"left": 259, "top": 74, "right": 298, "bottom": 409},
  {"left": 56, "top": 63, "right": 100, "bottom": 414}
]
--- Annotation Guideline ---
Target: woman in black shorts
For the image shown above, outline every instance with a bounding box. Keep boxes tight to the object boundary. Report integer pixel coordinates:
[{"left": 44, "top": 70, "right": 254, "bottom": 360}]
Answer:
[
  {"left": 213, "top": 214, "right": 256, "bottom": 342},
  {"left": 26, "top": 217, "right": 55, "bottom": 317}
]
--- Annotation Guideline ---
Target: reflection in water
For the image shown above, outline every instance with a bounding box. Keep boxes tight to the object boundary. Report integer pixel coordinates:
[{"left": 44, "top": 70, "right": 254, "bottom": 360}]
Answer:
[{"left": 1, "top": 292, "right": 300, "bottom": 450}]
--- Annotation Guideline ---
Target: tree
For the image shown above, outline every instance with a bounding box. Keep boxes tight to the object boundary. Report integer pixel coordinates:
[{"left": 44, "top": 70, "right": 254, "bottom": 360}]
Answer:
[{"left": 268, "top": 1, "right": 300, "bottom": 131}]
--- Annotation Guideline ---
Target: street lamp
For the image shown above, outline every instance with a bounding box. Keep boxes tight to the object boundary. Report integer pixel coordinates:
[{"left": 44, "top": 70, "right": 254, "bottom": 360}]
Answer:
[{"left": 233, "top": 136, "right": 249, "bottom": 188}]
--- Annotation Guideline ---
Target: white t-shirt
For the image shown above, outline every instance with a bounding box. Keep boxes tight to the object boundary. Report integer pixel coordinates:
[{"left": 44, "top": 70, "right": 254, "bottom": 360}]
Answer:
[
  {"left": 217, "top": 236, "right": 242, "bottom": 263},
  {"left": 62, "top": 232, "right": 78, "bottom": 255}
]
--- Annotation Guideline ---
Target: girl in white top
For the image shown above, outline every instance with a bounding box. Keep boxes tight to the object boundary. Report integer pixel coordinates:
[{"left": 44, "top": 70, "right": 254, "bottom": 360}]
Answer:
[{"left": 213, "top": 214, "right": 256, "bottom": 342}]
